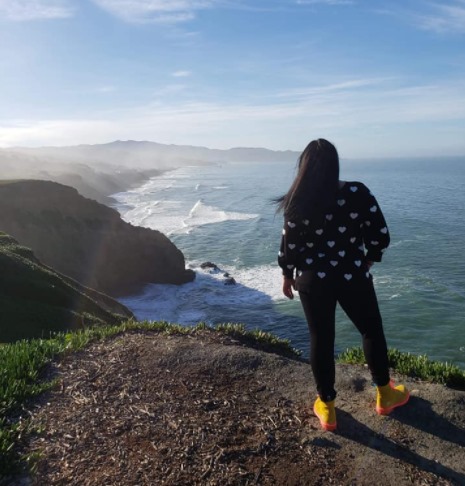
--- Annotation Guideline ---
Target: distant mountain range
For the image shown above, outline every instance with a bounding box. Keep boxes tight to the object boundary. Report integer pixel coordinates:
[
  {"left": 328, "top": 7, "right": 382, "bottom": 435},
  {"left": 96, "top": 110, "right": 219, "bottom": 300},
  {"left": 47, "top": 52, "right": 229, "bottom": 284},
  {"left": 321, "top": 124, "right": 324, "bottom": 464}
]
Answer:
[
  {"left": 0, "top": 140, "right": 299, "bottom": 203},
  {"left": 3, "top": 140, "right": 299, "bottom": 168}
]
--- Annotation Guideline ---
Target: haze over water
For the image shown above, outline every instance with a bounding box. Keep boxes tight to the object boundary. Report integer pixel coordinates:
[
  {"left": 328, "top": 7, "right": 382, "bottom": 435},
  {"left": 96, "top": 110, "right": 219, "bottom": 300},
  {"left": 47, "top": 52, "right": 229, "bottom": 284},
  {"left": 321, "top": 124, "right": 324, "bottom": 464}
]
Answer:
[{"left": 114, "top": 157, "right": 465, "bottom": 369}]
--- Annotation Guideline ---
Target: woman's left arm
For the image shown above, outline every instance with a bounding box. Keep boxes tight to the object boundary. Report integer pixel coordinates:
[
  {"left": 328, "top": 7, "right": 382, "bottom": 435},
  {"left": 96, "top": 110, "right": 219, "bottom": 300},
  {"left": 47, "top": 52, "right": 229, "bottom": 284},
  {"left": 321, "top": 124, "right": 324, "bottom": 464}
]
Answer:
[{"left": 361, "top": 185, "right": 390, "bottom": 262}]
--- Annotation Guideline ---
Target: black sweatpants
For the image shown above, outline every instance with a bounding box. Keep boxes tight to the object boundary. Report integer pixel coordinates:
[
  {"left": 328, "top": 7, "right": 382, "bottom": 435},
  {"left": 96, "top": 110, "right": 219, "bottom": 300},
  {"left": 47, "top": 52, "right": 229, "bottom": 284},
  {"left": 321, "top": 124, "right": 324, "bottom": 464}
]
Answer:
[{"left": 298, "top": 273, "right": 390, "bottom": 402}]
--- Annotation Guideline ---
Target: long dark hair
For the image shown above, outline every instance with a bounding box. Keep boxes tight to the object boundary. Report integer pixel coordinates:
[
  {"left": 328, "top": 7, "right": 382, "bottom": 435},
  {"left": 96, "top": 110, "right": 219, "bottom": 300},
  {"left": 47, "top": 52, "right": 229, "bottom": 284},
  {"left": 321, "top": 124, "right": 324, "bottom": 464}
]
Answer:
[{"left": 276, "top": 138, "right": 340, "bottom": 224}]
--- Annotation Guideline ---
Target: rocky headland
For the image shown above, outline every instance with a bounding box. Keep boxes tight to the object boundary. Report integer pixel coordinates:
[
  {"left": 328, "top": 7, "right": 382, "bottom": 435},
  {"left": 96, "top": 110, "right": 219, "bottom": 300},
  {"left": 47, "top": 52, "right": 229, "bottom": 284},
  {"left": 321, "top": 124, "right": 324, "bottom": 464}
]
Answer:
[{"left": 0, "top": 180, "right": 194, "bottom": 297}]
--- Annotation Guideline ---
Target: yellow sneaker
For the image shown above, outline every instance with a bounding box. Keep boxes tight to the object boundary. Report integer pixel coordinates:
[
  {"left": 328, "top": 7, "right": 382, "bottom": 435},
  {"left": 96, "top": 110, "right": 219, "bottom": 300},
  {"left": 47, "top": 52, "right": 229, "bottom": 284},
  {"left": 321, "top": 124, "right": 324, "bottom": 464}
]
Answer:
[
  {"left": 376, "top": 381, "right": 410, "bottom": 415},
  {"left": 313, "top": 397, "right": 337, "bottom": 431}
]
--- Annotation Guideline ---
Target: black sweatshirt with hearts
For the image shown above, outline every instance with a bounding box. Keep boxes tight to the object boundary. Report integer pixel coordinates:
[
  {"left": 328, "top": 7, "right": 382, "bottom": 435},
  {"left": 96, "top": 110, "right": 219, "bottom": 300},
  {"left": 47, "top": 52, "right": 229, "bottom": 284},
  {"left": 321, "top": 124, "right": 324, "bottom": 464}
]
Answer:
[{"left": 278, "top": 181, "right": 390, "bottom": 285}]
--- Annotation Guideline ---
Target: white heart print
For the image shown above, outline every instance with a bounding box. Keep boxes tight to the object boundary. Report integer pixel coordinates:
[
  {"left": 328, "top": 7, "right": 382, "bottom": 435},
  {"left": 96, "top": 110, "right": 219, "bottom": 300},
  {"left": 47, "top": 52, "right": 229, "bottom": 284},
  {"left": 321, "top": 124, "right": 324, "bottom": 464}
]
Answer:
[
  {"left": 278, "top": 251, "right": 283, "bottom": 257},
  {"left": 303, "top": 219, "right": 309, "bottom": 225},
  {"left": 350, "top": 237, "right": 356, "bottom": 243},
  {"left": 350, "top": 213, "right": 358, "bottom": 219},
  {"left": 287, "top": 221, "right": 296, "bottom": 228},
  {"left": 380, "top": 227, "right": 388, "bottom": 234},
  {"left": 370, "top": 205, "right": 377, "bottom": 212},
  {"left": 326, "top": 214, "right": 333, "bottom": 221},
  {"left": 316, "top": 229, "right": 323, "bottom": 235},
  {"left": 344, "top": 274, "right": 353, "bottom": 281},
  {"left": 338, "top": 251, "right": 346, "bottom": 257},
  {"left": 327, "top": 241, "right": 335, "bottom": 247},
  {"left": 288, "top": 244, "right": 296, "bottom": 249},
  {"left": 306, "top": 242, "right": 314, "bottom": 248},
  {"left": 318, "top": 272, "right": 326, "bottom": 279},
  {"left": 287, "top": 264, "right": 294, "bottom": 269},
  {"left": 306, "top": 258, "right": 313, "bottom": 264},
  {"left": 338, "top": 226, "right": 346, "bottom": 233},
  {"left": 337, "top": 199, "right": 345, "bottom": 206},
  {"left": 350, "top": 186, "right": 358, "bottom": 192},
  {"left": 330, "top": 260, "right": 338, "bottom": 267},
  {"left": 354, "top": 260, "right": 362, "bottom": 267},
  {"left": 371, "top": 241, "right": 379, "bottom": 246}
]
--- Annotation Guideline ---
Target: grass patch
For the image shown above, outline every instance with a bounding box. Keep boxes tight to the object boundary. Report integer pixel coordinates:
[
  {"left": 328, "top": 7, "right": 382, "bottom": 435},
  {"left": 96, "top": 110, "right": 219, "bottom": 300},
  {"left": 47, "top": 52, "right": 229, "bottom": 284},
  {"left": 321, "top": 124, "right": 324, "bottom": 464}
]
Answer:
[
  {"left": 338, "top": 347, "right": 465, "bottom": 389},
  {"left": 212, "top": 323, "right": 301, "bottom": 358}
]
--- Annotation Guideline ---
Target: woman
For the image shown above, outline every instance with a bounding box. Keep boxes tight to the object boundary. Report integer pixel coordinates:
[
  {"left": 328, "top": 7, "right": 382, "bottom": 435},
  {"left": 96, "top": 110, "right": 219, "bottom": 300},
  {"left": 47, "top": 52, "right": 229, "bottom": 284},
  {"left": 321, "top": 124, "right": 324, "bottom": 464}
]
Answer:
[{"left": 277, "top": 138, "right": 409, "bottom": 431}]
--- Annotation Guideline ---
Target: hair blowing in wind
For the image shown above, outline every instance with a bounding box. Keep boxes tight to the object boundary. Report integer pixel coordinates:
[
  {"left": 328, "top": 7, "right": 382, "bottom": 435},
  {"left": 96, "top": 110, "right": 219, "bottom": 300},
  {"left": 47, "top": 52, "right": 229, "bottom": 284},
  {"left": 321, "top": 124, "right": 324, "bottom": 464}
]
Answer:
[{"left": 276, "top": 138, "right": 340, "bottom": 227}]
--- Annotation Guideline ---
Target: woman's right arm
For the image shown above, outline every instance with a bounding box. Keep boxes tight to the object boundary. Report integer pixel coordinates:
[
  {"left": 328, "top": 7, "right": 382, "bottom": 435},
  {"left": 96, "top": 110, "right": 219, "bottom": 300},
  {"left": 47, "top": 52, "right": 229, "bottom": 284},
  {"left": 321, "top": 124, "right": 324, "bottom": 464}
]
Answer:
[{"left": 278, "top": 218, "right": 300, "bottom": 299}]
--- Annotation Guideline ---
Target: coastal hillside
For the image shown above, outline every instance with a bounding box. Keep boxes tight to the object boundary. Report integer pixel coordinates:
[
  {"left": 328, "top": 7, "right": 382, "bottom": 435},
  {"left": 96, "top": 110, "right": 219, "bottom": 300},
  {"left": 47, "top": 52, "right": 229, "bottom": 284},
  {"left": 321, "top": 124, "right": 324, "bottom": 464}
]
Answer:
[
  {"left": 0, "top": 233, "right": 132, "bottom": 342},
  {"left": 0, "top": 180, "right": 194, "bottom": 296},
  {"left": 0, "top": 149, "right": 162, "bottom": 204},
  {"left": 7, "top": 328, "right": 465, "bottom": 485}
]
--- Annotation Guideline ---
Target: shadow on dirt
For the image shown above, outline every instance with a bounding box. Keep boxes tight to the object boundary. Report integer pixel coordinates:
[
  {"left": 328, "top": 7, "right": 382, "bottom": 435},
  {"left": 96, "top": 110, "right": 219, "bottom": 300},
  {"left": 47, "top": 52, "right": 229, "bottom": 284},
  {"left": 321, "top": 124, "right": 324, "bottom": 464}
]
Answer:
[{"left": 335, "top": 403, "right": 465, "bottom": 484}]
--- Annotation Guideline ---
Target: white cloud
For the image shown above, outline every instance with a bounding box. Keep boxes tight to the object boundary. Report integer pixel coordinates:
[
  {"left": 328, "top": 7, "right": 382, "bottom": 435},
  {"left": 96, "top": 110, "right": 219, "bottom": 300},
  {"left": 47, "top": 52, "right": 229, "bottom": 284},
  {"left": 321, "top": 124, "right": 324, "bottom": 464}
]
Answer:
[
  {"left": 172, "top": 70, "right": 192, "bottom": 77},
  {"left": 275, "top": 78, "right": 393, "bottom": 99},
  {"left": 0, "top": 0, "right": 74, "bottom": 21},
  {"left": 90, "top": 0, "right": 217, "bottom": 23},
  {"left": 1, "top": 78, "right": 465, "bottom": 156},
  {"left": 415, "top": 1, "right": 465, "bottom": 33}
]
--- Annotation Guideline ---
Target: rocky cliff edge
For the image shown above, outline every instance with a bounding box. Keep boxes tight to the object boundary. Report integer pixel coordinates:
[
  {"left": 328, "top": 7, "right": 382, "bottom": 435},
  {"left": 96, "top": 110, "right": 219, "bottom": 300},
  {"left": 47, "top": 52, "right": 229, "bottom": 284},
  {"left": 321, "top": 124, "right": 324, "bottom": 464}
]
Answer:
[{"left": 0, "top": 180, "right": 195, "bottom": 297}]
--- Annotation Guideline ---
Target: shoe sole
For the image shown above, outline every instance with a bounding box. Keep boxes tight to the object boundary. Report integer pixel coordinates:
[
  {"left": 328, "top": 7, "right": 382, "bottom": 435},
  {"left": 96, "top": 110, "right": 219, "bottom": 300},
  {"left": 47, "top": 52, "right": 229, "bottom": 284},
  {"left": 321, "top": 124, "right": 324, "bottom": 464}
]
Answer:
[
  {"left": 376, "top": 391, "right": 410, "bottom": 415},
  {"left": 313, "top": 405, "right": 337, "bottom": 431}
]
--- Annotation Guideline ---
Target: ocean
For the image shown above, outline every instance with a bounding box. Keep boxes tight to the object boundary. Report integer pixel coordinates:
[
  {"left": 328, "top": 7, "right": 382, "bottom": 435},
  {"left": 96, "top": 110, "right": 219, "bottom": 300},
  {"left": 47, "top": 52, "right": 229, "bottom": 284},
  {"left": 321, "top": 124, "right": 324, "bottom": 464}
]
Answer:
[{"left": 112, "top": 157, "right": 465, "bottom": 369}]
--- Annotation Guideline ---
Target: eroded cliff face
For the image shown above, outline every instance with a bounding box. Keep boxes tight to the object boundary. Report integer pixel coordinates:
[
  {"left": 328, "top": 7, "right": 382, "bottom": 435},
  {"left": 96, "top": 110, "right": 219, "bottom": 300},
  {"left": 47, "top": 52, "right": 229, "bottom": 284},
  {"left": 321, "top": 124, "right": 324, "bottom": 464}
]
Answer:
[{"left": 0, "top": 180, "right": 195, "bottom": 296}]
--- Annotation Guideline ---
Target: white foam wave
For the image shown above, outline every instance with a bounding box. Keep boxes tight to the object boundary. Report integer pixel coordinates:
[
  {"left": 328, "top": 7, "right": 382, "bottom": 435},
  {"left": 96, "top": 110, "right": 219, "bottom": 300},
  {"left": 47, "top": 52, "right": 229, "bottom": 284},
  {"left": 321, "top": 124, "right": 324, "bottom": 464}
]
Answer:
[
  {"left": 119, "top": 262, "right": 288, "bottom": 325},
  {"left": 113, "top": 173, "right": 258, "bottom": 235},
  {"left": 182, "top": 200, "right": 258, "bottom": 229}
]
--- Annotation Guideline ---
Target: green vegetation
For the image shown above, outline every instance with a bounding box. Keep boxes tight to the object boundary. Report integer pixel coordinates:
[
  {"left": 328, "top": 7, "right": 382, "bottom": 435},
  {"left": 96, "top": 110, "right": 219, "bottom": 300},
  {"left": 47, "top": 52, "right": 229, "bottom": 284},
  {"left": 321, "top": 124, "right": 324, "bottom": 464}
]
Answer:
[
  {"left": 338, "top": 347, "right": 465, "bottom": 389},
  {"left": 0, "top": 232, "right": 130, "bottom": 342},
  {"left": 212, "top": 322, "right": 301, "bottom": 357}
]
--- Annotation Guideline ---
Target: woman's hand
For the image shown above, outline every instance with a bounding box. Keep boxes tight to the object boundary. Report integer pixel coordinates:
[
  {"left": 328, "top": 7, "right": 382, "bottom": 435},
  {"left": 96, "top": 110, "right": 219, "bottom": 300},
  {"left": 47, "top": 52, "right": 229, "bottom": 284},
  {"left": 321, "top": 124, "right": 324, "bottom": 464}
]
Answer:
[{"left": 283, "top": 277, "right": 295, "bottom": 300}]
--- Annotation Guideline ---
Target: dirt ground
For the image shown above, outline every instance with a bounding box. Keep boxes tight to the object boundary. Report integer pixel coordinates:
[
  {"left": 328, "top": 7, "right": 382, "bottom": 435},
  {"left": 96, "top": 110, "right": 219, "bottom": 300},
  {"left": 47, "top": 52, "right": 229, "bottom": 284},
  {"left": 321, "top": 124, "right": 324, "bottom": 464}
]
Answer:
[{"left": 8, "top": 330, "right": 465, "bottom": 485}]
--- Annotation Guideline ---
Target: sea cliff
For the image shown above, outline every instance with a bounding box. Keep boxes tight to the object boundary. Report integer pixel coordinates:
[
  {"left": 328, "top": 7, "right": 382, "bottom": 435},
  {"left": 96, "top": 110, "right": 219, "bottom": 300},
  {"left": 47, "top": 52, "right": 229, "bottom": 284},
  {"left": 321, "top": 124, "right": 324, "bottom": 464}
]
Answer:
[{"left": 0, "top": 180, "right": 194, "bottom": 297}]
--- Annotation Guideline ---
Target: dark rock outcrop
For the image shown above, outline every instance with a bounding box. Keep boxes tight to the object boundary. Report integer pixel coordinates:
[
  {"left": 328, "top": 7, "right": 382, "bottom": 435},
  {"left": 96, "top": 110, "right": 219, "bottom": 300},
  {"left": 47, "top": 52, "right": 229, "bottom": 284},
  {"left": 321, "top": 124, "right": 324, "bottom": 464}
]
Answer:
[
  {"left": 0, "top": 180, "right": 195, "bottom": 297},
  {"left": 0, "top": 232, "right": 133, "bottom": 342},
  {"left": 200, "top": 261, "right": 220, "bottom": 271}
]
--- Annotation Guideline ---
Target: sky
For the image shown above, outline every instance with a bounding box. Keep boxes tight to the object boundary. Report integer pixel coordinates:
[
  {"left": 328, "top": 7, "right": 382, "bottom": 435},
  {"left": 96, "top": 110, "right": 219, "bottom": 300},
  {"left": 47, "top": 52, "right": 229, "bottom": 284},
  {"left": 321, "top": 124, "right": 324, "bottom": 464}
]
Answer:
[{"left": 1, "top": 0, "right": 465, "bottom": 157}]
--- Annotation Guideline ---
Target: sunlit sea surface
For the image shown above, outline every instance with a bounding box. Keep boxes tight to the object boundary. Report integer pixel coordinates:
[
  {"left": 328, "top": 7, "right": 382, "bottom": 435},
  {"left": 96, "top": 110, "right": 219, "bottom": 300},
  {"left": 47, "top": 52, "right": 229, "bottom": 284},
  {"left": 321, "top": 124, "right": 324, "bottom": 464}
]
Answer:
[{"left": 112, "top": 157, "right": 465, "bottom": 369}]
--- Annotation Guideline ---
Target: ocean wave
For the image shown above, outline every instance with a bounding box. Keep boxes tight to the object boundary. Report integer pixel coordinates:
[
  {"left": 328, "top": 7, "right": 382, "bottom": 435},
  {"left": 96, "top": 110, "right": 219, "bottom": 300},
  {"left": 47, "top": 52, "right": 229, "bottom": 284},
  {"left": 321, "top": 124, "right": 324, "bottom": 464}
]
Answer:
[
  {"left": 120, "top": 262, "right": 287, "bottom": 325},
  {"left": 181, "top": 200, "right": 259, "bottom": 232}
]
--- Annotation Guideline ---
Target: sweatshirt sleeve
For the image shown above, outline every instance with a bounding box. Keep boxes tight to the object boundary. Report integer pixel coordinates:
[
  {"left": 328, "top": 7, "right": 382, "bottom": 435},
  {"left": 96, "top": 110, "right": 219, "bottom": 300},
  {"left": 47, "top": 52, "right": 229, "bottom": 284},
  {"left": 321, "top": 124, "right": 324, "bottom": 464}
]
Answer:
[
  {"left": 360, "top": 185, "right": 390, "bottom": 262},
  {"left": 278, "top": 218, "right": 301, "bottom": 279}
]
